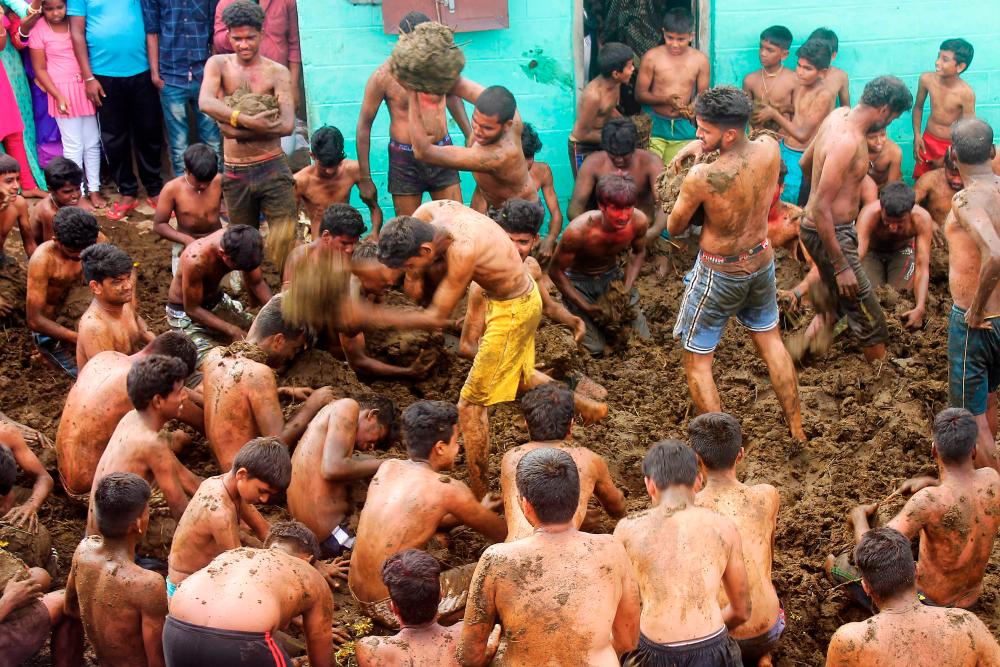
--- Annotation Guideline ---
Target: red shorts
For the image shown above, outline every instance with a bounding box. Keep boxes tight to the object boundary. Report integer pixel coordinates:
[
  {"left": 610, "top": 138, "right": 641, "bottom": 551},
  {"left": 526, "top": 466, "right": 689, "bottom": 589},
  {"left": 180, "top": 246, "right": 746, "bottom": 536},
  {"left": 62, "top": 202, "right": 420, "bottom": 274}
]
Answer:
[{"left": 913, "top": 130, "right": 951, "bottom": 179}]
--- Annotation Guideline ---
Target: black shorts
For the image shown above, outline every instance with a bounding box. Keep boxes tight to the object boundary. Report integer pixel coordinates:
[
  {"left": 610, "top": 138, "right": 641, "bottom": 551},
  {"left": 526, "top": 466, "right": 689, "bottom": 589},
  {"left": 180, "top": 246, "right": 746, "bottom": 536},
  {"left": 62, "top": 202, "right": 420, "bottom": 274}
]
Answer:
[
  {"left": 620, "top": 628, "right": 742, "bottom": 667},
  {"left": 387, "top": 137, "right": 461, "bottom": 196},
  {"left": 163, "top": 616, "right": 293, "bottom": 667}
]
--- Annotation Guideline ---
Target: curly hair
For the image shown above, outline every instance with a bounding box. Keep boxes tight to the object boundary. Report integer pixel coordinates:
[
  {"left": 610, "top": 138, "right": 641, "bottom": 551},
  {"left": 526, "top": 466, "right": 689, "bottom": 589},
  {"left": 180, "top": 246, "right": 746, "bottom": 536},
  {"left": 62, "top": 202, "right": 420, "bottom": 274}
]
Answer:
[
  {"left": 320, "top": 203, "right": 366, "bottom": 239},
  {"left": 491, "top": 198, "right": 544, "bottom": 235},
  {"left": 265, "top": 520, "right": 320, "bottom": 558},
  {"left": 601, "top": 117, "right": 637, "bottom": 155},
  {"left": 693, "top": 85, "right": 751, "bottom": 129},
  {"left": 521, "top": 122, "right": 543, "bottom": 159},
  {"left": 860, "top": 76, "right": 913, "bottom": 115},
  {"left": 377, "top": 216, "right": 435, "bottom": 269},
  {"left": 222, "top": 0, "right": 264, "bottom": 30},
  {"left": 53, "top": 206, "right": 99, "bottom": 252}
]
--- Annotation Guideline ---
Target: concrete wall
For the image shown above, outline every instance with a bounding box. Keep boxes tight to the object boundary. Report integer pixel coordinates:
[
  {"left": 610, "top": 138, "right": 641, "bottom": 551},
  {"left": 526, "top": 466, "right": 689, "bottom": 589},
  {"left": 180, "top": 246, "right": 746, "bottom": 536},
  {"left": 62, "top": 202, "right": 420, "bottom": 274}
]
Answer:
[
  {"left": 709, "top": 0, "right": 1000, "bottom": 180},
  {"left": 297, "top": 0, "right": 576, "bottom": 235}
]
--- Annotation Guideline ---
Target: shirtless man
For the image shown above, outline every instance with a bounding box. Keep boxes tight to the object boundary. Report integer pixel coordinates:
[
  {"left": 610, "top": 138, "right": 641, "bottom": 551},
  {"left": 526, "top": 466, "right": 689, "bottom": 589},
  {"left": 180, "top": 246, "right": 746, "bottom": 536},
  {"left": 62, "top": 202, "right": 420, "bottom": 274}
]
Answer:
[
  {"left": 754, "top": 39, "right": 836, "bottom": 206},
  {"left": 554, "top": 174, "right": 651, "bottom": 356},
  {"left": 77, "top": 244, "right": 153, "bottom": 370},
  {"left": 26, "top": 157, "right": 83, "bottom": 258},
  {"left": 166, "top": 225, "right": 271, "bottom": 367},
  {"left": 461, "top": 447, "right": 640, "bottom": 666},
  {"left": 202, "top": 294, "right": 334, "bottom": 470},
  {"left": 356, "top": 11, "right": 471, "bottom": 216},
  {"left": 666, "top": 86, "right": 804, "bottom": 441},
  {"left": 287, "top": 396, "right": 398, "bottom": 557},
  {"left": 295, "top": 125, "right": 382, "bottom": 239},
  {"left": 167, "top": 437, "right": 290, "bottom": 595},
  {"left": 689, "top": 413, "right": 783, "bottom": 666},
  {"left": 0, "top": 155, "right": 33, "bottom": 271},
  {"left": 856, "top": 182, "right": 934, "bottom": 329},
  {"left": 614, "top": 440, "right": 750, "bottom": 666},
  {"left": 826, "top": 527, "right": 1000, "bottom": 667},
  {"left": 866, "top": 128, "right": 903, "bottom": 190},
  {"left": 152, "top": 144, "right": 223, "bottom": 276},
  {"left": 915, "top": 147, "right": 964, "bottom": 229},
  {"left": 743, "top": 26, "right": 797, "bottom": 133},
  {"left": 165, "top": 521, "right": 335, "bottom": 667},
  {"left": 26, "top": 206, "right": 99, "bottom": 377},
  {"left": 66, "top": 473, "right": 167, "bottom": 667},
  {"left": 767, "top": 162, "right": 805, "bottom": 258},
  {"left": 912, "top": 38, "right": 976, "bottom": 179},
  {"left": 635, "top": 7, "right": 709, "bottom": 164},
  {"left": 943, "top": 118, "right": 1000, "bottom": 469},
  {"left": 808, "top": 28, "right": 850, "bottom": 107},
  {"left": 521, "top": 123, "right": 563, "bottom": 262},
  {"left": 569, "top": 42, "right": 635, "bottom": 175},
  {"left": 347, "top": 401, "right": 506, "bottom": 628},
  {"left": 0, "top": 424, "right": 54, "bottom": 533},
  {"left": 796, "top": 76, "right": 913, "bottom": 362},
  {"left": 85, "top": 356, "right": 202, "bottom": 533},
  {"left": 500, "top": 384, "right": 625, "bottom": 541}
]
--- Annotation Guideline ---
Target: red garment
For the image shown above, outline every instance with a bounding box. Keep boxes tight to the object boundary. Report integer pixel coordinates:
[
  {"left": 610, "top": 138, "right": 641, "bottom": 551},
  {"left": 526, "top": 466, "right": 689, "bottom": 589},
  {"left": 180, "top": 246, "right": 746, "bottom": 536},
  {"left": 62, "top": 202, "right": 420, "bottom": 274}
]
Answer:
[
  {"left": 213, "top": 0, "right": 300, "bottom": 66},
  {"left": 913, "top": 130, "right": 951, "bottom": 179},
  {"left": 2, "top": 133, "right": 40, "bottom": 191}
]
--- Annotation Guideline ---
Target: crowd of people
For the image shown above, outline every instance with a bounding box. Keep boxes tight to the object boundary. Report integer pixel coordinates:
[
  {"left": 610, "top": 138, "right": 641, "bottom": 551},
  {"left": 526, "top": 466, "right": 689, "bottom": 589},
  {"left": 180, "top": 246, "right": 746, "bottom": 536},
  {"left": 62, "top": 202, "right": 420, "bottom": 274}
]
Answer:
[{"left": 0, "top": 1, "right": 999, "bottom": 665}]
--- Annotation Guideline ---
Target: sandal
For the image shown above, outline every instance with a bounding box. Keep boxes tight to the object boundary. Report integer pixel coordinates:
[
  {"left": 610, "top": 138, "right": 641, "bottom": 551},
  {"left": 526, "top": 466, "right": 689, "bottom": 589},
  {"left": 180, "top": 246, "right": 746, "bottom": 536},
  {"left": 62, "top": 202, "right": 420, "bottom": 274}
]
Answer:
[{"left": 105, "top": 199, "right": 139, "bottom": 221}]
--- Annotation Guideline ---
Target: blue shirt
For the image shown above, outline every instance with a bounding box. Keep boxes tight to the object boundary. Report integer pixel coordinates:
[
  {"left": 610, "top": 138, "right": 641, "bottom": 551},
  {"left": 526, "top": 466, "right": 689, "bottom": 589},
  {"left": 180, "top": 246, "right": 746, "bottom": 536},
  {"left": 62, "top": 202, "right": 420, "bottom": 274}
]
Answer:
[
  {"left": 140, "top": 0, "right": 216, "bottom": 87},
  {"left": 66, "top": 0, "right": 149, "bottom": 78}
]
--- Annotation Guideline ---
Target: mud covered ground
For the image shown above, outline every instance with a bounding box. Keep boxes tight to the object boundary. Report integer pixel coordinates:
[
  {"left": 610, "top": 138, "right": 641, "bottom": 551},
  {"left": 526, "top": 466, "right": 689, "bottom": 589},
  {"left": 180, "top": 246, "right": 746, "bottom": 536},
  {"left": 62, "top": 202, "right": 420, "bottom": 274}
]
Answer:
[{"left": 2, "top": 210, "right": 998, "bottom": 666}]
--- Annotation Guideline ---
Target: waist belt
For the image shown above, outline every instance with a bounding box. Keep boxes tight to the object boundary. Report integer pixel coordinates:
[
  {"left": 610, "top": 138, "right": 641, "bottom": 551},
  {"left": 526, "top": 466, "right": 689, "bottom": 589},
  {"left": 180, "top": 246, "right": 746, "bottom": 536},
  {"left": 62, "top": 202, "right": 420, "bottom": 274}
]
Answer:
[
  {"left": 700, "top": 239, "right": 770, "bottom": 265},
  {"left": 389, "top": 135, "right": 454, "bottom": 152},
  {"left": 223, "top": 152, "right": 284, "bottom": 172}
]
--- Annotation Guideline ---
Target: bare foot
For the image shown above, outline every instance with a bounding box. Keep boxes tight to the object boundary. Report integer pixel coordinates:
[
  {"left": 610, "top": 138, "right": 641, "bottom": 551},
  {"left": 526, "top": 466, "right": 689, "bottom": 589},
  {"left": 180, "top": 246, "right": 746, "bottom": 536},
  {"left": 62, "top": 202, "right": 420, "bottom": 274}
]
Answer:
[
  {"left": 77, "top": 198, "right": 94, "bottom": 211},
  {"left": 88, "top": 191, "right": 107, "bottom": 209},
  {"left": 758, "top": 654, "right": 773, "bottom": 667},
  {"left": 20, "top": 188, "right": 46, "bottom": 199}
]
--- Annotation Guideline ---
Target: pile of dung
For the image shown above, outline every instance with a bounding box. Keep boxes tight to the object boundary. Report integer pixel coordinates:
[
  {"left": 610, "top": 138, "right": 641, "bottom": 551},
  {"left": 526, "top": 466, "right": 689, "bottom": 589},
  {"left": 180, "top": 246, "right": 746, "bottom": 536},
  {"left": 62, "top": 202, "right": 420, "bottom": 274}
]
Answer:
[
  {"left": 630, "top": 113, "right": 652, "bottom": 150},
  {"left": 389, "top": 22, "right": 465, "bottom": 94},
  {"left": 225, "top": 82, "right": 278, "bottom": 115},
  {"left": 654, "top": 149, "right": 720, "bottom": 214},
  {"left": 751, "top": 100, "right": 782, "bottom": 133},
  {"left": 265, "top": 219, "right": 300, "bottom": 274},
  {"left": 0, "top": 549, "right": 27, "bottom": 590},
  {"left": 0, "top": 523, "right": 51, "bottom": 570},
  {"left": 592, "top": 279, "right": 637, "bottom": 350},
  {"left": 220, "top": 340, "right": 269, "bottom": 364},
  {"left": 282, "top": 249, "right": 352, "bottom": 332},
  {"left": 668, "top": 94, "right": 695, "bottom": 120}
]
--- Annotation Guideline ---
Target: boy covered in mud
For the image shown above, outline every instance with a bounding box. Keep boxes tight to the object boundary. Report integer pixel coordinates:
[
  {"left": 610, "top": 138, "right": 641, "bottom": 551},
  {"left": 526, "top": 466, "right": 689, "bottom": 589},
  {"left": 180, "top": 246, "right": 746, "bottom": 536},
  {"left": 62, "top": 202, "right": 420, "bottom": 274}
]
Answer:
[
  {"left": 77, "top": 244, "right": 153, "bottom": 370},
  {"left": 569, "top": 42, "right": 635, "bottom": 176},
  {"left": 0, "top": 155, "right": 33, "bottom": 272},
  {"left": 152, "top": 144, "right": 223, "bottom": 276},
  {"left": 347, "top": 401, "right": 506, "bottom": 628},
  {"left": 866, "top": 128, "right": 902, "bottom": 189},
  {"left": 808, "top": 28, "right": 849, "bottom": 107},
  {"left": 26, "top": 206, "right": 100, "bottom": 378},
  {"left": 614, "top": 440, "right": 750, "bottom": 666},
  {"left": 287, "top": 396, "right": 398, "bottom": 557},
  {"left": 689, "top": 413, "right": 784, "bottom": 666},
  {"left": 743, "top": 26, "right": 797, "bottom": 133},
  {"left": 635, "top": 7, "right": 709, "bottom": 164},
  {"left": 67, "top": 473, "right": 167, "bottom": 667},
  {"left": 0, "top": 424, "right": 54, "bottom": 533},
  {"left": 295, "top": 125, "right": 383, "bottom": 239},
  {"left": 912, "top": 38, "right": 976, "bottom": 179},
  {"left": 27, "top": 157, "right": 84, "bottom": 258},
  {"left": 167, "top": 437, "right": 290, "bottom": 596},
  {"left": 826, "top": 528, "right": 1000, "bottom": 666},
  {"left": 915, "top": 147, "right": 964, "bottom": 229},
  {"left": 460, "top": 447, "right": 640, "bottom": 666},
  {"left": 500, "top": 384, "right": 625, "bottom": 541},
  {"left": 553, "top": 174, "right": 650, "bottom": 357},
  {"left": 521, "top": 123, "right": 563, "bottom": 262}
]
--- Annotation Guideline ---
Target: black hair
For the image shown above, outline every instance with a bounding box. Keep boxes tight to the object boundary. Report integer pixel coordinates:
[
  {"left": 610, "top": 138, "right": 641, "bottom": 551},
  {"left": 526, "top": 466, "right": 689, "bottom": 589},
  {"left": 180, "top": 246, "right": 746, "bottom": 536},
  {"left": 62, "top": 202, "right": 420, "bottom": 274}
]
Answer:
[
  {"left": 320, "top": 203, "right": 366, "bottom": 239},
  {"left": 148, "top": 331, "right": 198, "bottom": 376},
  {"left": 598, "top": 42, "right": 635, "bottom": 78},
  {"left": 601, "top": 117, "right": 637, "bottom": 155},
  {"left": 521, "top": 384, "right": 574, "bottom": 441},
  {"left": 939, "top": 38, "right": 974, "bottom": 70},
  {"left": 222, "top": 0, "right": 264, "bottom": 30},
  {"left": 183, "top": 143, "right": 219, "bottom": 182},
  {"left": 0, "top": 445, "right": 15, "bottom": 496},
  {"left": 81, "top": 243, "right": 133, "bottom": 284},
  {"left": 491, "top": 198, "right": 544, "bottom": 236},
  {"left": 382, "top": 549, "right": 441, "bottom": 625},
  {"left": 43, "top": 156, "right": 83, "bottom": 191},
  {"left": 377, "top": 216, "right": 435, "bottom": 269},
  {"left": 859, "top": 76, "right": 914, "bottom": 116},
  {"left": 515, "top": 447, "right": 580, "bottom": 524},
  {"left": 265, "top": 520, "right": 320, "bottom": 558},
  {"left": 694, "top": 85, "right": 752, "bottom": 129},
  {"left": 854, "top": 527, "right": 916, "bottom": 600},
  {"left": 52, "top": 206, "right": 99, "bottom": 252},
  {"left": 596, "top": 173, "right": 638, "bottom": 208},
  {"left": 126, "top": 355, "right": 188, "bottom": 411},
  {"left": 221, "top": 224, "right": 264, "bottom": 271},
  {"left": 797, "top": 39, "right": 832, "bottom": 70},
  {"left": 311, "top": 126, "right": 347, "bottom": 167},
  {"left": 642, "top": 439, "right": 698, "bottom": 489},
  {"left": 951, "top": 118, "right": 994, "bottom": 166},
  {"left": 94, "top": 472, "right": 151, "bottom": 539},
  {"left": 475, "top": 86, "right": 517, "bottom": 124},
  {"left": 778, "top": 159, "right": 788, "bottom": 185},
  {"left": 357, "top": 394, "right": 401, "bottom": 449},
  {"left": 808, "top": 27, "right": 839, "bottom": 54},
  {"left": 661, "top": 7, "right": 693, "bottom": 34},
  {"left": 521, "top": 123, "right": 542, "bottom": 159},
  {"left": 0, "top": 154, "right": 19, "bottom": 176},
  {"left": 760, "top": 25, "right": 793, "bottom": 51},
  {"left": 687, "top": 412, "right": 742, "bottom": 470},
  {"left": 402, "top": 400, "right": 458, "bottom": 460},
  {"left": 933, "top": 407, "right": 978, "bottom": 463},
  {"left": 399, "top": 11, "right": 430, "bottom": 34},
  {"left": 879, "top": 181, "right": 915, "bottom": 218},
  {"left": 251, "top": 294, "right": 305, "bottom": 341},
  {"left": 232, "top": 437, "right": 292, "bottom": 490}
]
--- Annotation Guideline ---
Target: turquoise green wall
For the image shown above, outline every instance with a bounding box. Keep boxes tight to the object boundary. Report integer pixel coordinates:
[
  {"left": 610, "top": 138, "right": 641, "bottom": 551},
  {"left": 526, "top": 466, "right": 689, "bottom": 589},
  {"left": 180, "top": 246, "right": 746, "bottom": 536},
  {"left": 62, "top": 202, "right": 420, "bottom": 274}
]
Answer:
[
  {"left": 709, "top": 0, "right": 1000, "bottom": 181},
  {"left": 297, "top": 0, "right": 576, "bottom": 235}
]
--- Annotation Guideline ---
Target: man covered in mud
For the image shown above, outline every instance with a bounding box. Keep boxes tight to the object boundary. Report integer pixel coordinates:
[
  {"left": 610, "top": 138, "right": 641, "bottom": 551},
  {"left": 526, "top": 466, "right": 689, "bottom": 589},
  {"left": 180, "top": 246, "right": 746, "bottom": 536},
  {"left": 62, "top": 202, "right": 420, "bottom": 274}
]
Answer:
[
  {"left": 0, "top": 423, "right": 54, "bottom": 533},
  {"left": 166, "top": 225, "right": 271, "bottom": 368},
  {"left": 943, "top": 117, "right": 1000, "bottom": 469},
  {"left": 55, "top": 332, "right": 198, "bottom": 500},
  {"left": 689, "top": 413, "right": 784, "bottom": 666},
  {"left": 552, "top": 174, "right": 650, "bottom": 357},
  {"left": 666, "top": 86, "right": 804, "bottom": 442},
  {"left": 826, "top": 528, "right": 1000, "bottom": 666},
  {"left": 866, "top": 128, "right": 903, "bottom": 190},
  {"left": 614, "top": 440, "right": 750, "bottom": 666},
  {"left": 26, "top": 206, "right": 100, "bottom": 378},
  {"left": 348, "top": 401, "right": 506, "bottom": 629},
  {"left": 500, "top": 384, "right": 626, "bottom": 541},
  {"left": 287, "top": 396, "right": 398, "bottom": 558},
  {"left": 460, "top": 447, "right": 640, "bottom": 666},
  {"left": 914, "top": 146, "right": 964, "bottom": 229},
  {"left": 202, "top": 294, "right": 334, "bottom": 471}
]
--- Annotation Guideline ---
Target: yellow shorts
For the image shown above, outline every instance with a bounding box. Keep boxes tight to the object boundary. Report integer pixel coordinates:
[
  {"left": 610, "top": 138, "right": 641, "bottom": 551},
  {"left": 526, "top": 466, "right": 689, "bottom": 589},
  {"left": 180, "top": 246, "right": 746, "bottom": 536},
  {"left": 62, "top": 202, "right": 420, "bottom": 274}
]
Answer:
[
  {"left": 460, "top": 281, "right": 542, "bottom": 406},
  {"left": 648, "top": 137, "right": 691, "bottom": 165}
]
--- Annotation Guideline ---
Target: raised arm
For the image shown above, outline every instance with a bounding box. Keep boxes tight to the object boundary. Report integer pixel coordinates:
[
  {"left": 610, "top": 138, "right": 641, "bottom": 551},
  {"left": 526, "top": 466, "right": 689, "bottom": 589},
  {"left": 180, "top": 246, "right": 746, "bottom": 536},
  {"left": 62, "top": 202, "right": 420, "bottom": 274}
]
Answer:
[{"left": 407, "top": 91, "right": 491, "bottom": 171}]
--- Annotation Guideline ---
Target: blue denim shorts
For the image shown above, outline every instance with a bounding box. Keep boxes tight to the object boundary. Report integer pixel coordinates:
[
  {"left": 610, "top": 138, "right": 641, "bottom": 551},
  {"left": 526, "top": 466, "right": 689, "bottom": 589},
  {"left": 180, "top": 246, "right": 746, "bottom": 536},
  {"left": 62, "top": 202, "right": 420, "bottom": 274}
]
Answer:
[
  {"left": 673, "top": 257, "right": 779, "bottom": 354},
  {"left": 948, "top": 304, "right": 1000, "bottom": 415}
]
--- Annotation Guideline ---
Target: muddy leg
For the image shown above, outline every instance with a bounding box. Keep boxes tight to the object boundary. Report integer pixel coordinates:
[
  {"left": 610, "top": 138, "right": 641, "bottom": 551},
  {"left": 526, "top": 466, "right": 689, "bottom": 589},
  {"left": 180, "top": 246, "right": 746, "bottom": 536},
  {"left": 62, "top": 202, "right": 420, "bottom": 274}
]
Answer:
[
  {"left": 458, "top": 397, "right": 490, "bottom": 500},
  {"left": 391, "top": 194, "right": 424, "bottom": 216},
  {"left": 681, "top": 350, "right": 720, "bottom": 414},
  {"left": 430, "top": 183, "right": 462, "bottom": 204},
  {"left": 751, "top": 327, "right": 806, "bottom": 442}
]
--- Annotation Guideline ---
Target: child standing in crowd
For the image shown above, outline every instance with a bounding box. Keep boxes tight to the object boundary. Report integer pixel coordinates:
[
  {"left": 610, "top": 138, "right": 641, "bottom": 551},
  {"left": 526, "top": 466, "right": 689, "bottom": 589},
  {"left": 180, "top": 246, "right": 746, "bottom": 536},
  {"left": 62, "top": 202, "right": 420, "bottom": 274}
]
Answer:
[{"left": 0, "top": 12, "right": 45, "bottom": 198}]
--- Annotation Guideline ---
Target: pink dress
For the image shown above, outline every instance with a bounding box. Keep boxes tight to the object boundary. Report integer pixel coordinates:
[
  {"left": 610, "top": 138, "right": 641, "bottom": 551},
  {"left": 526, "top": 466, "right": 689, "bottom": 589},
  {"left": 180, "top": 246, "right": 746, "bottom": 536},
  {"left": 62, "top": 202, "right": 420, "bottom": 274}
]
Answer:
[
  {"left": 0, "top": 18, "right": 25, "bottom": 139},
  {"left": 27, "top": 19, "right": 94, "bottom": 118}
]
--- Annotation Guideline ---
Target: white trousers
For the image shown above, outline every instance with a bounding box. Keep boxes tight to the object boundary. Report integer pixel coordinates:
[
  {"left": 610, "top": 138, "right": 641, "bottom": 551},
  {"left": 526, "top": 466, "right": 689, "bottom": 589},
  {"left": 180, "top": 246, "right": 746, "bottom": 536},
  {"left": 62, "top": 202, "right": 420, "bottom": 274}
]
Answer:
[{"left": 54, "top": 115, "right": 101, "bottom": 193}]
